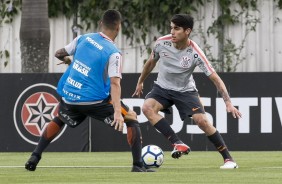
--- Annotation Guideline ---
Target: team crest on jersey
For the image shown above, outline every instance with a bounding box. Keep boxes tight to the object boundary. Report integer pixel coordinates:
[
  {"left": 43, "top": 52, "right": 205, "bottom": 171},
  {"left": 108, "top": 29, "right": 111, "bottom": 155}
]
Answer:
[
  {"left": 180, "top": 56, "right": 192, "bottom": 68},
  {"left": 13, "top": 83, "right": 67, "bottom": 145},
  {"left": 163, "top": 41, "right": 172, "bottom": 47}
]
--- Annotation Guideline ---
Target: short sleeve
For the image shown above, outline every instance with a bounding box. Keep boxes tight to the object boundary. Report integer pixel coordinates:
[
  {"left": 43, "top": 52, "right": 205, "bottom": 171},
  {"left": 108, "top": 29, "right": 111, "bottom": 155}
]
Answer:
[
  {"left": 64, "top": 35, "right": 81, "bottom": 55},
  {"left": 151, "top": 41, "right": 161, "bottom": 61},
  {"left": 197, "top": 57, "right": 215, "bottom": 76},
  {"left": 192, "top": 41, "right": 215, "bottom": 76},
  {"left": 108, "top": 52, "right": 122, "bottom": 78}
]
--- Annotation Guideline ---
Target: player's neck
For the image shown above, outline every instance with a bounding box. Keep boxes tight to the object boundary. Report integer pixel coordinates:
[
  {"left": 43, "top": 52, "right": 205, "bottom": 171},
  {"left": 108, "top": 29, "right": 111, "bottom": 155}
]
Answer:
[
  {"left": 173, "top": 38, "right": 190, "bottom": 50},
  {"left": 101, "top": 30, "right": 117, "bottom": 42}
]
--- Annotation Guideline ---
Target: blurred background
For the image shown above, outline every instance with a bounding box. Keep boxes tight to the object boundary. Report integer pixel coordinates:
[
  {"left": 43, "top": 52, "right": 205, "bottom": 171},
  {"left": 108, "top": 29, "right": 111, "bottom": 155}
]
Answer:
[{"left": 1, "top": 0, "right": 282, "bottom": 73}]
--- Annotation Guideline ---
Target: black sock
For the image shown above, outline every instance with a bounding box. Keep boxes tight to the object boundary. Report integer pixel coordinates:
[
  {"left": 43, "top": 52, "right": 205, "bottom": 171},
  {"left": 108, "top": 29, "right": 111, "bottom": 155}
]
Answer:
[
  {"left": 125, "top": 120, "right": 143, "bottom": 167},
  {"left": 33, "top": 136, "right": 51, "bottom": 156},
  {"left": 154, "top": 118, "right": 181, "bottom": 144},
  {"left": 207, "top": 130, "right": 232, "bottom": 161},
  {"left": 33, "top": 117, "right": 64, "bottom": 156}
]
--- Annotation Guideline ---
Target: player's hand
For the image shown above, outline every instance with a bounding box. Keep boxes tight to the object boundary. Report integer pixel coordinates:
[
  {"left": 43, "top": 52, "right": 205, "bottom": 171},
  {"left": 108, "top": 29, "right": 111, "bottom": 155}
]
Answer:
[
  {"left": 111, "top": 112, "right": 124, "bottom": 132},
  {"left": 226, "top": 103, "right": 242, "bottom": 119},
  {"left": 57, "top": 61, "right": 69, "bottom": 65},
  {"left": 57, "top": 56, "right": 72, "bottom": 65},
  {"left": 132, "top": 83, "right": 143, "bottom": 97}
]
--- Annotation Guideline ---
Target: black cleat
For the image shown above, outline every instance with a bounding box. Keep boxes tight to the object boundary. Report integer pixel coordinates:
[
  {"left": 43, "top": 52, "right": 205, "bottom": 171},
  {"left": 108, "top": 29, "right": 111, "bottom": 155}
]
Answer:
[
  {"left": 131, "top": 165, "right": 155, "bottom": 172},
  {"left": 25, "top": 153, "right": 41, "bottom": 171}
]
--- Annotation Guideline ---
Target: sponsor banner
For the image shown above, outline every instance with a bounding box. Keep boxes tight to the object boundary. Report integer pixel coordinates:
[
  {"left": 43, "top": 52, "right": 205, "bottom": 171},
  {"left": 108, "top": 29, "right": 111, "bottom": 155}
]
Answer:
[
  {"left": 0, "top": 74, "right": 89, "bottom": 152},
  {"left": 0, "top": 73, "right": 281, "bottom": 151},
  {"left": 90, "top": 73, "right": 282, "bottom": 151}
]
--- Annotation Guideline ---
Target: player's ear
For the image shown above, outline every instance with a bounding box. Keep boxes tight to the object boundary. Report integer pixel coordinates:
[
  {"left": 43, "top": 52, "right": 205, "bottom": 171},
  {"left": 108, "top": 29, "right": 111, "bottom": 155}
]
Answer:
[
  {"left": 116, "top": 23, "right": 121, "bottom": 32},
  {"left": 99, "top": 21, "right": 103, "bottom": 29},
  {"left": 186, "top": 28, "right": 192, "bottom": 35}
]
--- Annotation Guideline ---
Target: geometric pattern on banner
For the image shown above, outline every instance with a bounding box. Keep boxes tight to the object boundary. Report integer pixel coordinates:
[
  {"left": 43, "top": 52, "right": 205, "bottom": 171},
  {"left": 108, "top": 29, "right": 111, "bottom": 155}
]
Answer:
[{"left": 13, "top": 83, "right": 67, "bottom": 145}]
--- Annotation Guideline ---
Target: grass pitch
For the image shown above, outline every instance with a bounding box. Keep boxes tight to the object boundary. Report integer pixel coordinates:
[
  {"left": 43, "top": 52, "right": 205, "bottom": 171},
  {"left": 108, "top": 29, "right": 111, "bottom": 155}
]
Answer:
[{"left": 0, "top": 151, "right": 281, "bottom": 184}]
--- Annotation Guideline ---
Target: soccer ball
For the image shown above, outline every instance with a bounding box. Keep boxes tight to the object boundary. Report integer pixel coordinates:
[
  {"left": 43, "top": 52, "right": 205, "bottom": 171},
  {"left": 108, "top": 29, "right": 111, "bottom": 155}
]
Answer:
[{"left": 141, "top": 145, "right": 164, "bottom": 168}]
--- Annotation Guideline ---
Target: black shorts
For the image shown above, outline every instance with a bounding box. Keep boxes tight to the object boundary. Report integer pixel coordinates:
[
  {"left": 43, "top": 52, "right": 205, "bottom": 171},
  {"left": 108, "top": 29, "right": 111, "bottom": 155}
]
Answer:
[
  {"left": 58, "top": 97, "right": 129, "bottom": 128},
  {"left": 145, "top": 84, "right": 205, "bottom": 120}
]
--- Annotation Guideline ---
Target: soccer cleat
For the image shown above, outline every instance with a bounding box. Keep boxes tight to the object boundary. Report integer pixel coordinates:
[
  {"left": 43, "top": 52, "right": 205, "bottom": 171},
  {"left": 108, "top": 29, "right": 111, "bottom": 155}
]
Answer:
[
  {"left": 171, "top": 143, "right": 191, "bottom": 159},
  {"left": 220, "top": 159, "right": 239, "bottom": 169},
  {"left": 25, "top": 153, "right": 41, "bottom": 171},
  {"left": 131, "top": 165, "right": 155, "bottom": 172}
]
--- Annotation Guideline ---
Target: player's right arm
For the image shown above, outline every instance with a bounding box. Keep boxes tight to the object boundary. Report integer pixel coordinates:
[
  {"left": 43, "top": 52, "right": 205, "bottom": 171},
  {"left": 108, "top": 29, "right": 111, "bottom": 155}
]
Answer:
[
  {"left": 132, "top": 55, "right": 157, "bottom": 97},
  {"left": 55, "top": 48, "right": 71, "bottom": 65},
  {"left": 55, "top": 35, "right": 81, "bottom": 65}
]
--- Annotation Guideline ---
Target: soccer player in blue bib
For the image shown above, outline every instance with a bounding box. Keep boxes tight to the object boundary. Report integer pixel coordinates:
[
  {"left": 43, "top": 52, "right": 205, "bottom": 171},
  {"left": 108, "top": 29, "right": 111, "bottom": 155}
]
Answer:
[
  {"left": 25, "top": 9, "right": 153, "bottom": 172},
  {"left": 133, "top": 14, "right": 242, "bottom": 169}
]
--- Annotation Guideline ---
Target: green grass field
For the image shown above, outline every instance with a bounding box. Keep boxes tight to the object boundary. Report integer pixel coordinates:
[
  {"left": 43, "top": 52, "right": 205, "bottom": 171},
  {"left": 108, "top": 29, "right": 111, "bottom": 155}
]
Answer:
[{"left": 0, "top": 151, "right": 281, "bottom": 184}]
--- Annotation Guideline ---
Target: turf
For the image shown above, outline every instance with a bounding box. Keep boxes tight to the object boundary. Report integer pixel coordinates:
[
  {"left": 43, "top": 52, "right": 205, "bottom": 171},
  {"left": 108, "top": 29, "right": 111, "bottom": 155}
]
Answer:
[{"left": 0, "top": 151, "right": 281, "bottom": 184}]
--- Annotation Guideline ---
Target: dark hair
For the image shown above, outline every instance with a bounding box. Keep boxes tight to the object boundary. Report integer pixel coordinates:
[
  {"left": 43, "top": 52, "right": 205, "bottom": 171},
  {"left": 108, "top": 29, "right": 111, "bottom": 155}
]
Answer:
[
  {"left": 102, "top": 9, "right": 122, "bottom": 30},
  {"left": 170, "top": 14, "right": 194, "bottom": 30}
]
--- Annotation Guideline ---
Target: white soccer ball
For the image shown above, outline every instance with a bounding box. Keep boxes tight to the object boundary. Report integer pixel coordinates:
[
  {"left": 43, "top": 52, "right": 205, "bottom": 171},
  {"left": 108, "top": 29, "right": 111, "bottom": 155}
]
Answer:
[{"left": 141, "top": 145, "right": 164, "bottom": 168}]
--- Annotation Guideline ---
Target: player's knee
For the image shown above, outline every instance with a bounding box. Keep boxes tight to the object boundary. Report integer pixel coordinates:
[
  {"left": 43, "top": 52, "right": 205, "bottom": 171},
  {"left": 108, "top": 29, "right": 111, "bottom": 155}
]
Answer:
[
  {"left": 142, "top": 103, "right": 154, "bottom": 116},
  {"left": 124, "top": 110, "right": 137, "bottom": 121},
  {"left": 128, "top": 110, "right": 137, "bottom": 117},
  {"left": 194, "top": 117, "right": 211, "bottom": 131}
]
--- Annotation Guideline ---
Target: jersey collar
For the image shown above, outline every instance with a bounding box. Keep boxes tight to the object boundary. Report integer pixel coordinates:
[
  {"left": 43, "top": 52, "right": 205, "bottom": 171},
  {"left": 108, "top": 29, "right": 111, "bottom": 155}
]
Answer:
[{"left": 99, "top": 32, "right": 114, "bottom": 43}]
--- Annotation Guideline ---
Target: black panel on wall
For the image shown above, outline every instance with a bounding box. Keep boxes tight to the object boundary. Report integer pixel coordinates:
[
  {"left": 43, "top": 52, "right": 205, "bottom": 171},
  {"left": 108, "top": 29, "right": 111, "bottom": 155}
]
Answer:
[{"left": 0, "top": 73, "right": 281, "bottom": 151}]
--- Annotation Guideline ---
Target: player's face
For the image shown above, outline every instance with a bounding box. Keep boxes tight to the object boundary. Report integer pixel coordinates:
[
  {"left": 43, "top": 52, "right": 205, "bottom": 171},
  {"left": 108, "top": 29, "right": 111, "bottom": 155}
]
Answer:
[{"left": 170, "top": 22, "right": 190, "bottom": 43}]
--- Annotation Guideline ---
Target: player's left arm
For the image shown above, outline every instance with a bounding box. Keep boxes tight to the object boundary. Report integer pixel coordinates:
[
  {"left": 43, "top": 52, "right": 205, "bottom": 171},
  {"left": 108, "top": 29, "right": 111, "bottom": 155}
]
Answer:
[
  {"left": 208, "top": 72, "right": 242, "bottom": 118},
  {"left": 108, "top": 52, "right": 124, "bottom": 131},
  {"left": 110, "top": 77, "right": 124, "bottom": 132}
]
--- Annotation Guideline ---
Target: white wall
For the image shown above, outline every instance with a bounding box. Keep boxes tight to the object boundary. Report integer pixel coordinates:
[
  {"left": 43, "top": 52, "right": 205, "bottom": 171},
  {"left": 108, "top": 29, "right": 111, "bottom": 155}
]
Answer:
[{"left": 0, "top": 0, "right": 282, "bottom": 73}]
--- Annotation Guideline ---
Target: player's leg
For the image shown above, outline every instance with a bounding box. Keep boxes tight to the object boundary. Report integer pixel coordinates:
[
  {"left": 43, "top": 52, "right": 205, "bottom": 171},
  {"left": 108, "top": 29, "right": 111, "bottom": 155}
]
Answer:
[
  {"left": 93, "top": 100, "right": 153, "bottom": 172},
  {"left": 25, "top": 117, "right": 64, "bottom": 171},
  {"left": 25, "top": 101, "right": 86, "bottom": 171},
  {"left": 192, "top": 113, "right": 238, "bottom": 169},
  {"left": 177, "top": 91, "right": 238, "bottom": 169},
  {"left": 123, "top": 110, "right": 154, "bottom": 172},
  {"left": 143, "top": 85, "right": 190, "bottom": 158}
]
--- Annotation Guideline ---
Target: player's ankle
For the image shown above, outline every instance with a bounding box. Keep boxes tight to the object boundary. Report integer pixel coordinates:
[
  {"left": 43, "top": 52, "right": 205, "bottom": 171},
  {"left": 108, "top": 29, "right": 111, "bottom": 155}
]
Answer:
[
  {"left": 173, "top": 140, "right": 184, "bottom": 144},
  {"left": 133, "top": 162, "right": 143, "bottom": 168},
  {"left": 31, "top": 152, "right": 41, "bottom": 159},
  {"left": 224, "top": 158, "right": 234, "bottom": 163}
]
